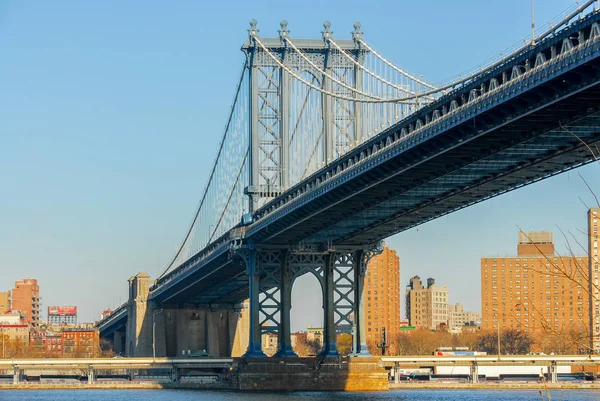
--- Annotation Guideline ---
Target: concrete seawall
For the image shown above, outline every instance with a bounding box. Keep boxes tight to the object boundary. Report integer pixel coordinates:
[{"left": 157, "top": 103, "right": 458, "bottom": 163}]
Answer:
[
  {"left": 390, "top": 382, "right": 600, "bottom": 390},
  {"left": 2, "top": 381, "right": 600, "bottom": 391},
  {"left": 0, "top": 382, "right": 230, "bottom": 390}
]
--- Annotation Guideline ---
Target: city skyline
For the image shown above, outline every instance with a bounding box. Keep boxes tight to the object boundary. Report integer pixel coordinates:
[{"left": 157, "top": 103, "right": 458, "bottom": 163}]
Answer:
[{"left": 1, "top": 0, "right": 599, "bottom": 326}]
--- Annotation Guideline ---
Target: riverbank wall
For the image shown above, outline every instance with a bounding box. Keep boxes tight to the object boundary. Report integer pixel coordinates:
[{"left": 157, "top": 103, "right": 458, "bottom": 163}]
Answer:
[{"left": 2, "top": 381, "right": 600, "bottom": 391}]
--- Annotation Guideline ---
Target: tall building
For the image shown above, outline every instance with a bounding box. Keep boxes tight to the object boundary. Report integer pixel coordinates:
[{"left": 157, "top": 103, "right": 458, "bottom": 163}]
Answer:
[
  {"left": 589, "top": 208, "right": 600, "bottom": 353},
  {"left": 405, "top": 276, "right": 448, "bottom": 330},
  {"left": 11, "top": 278, "right": 40, "bottom": 327},
  {"left": 481, "top": 231, "right": 589, "bottom": 351},
  {"left": 448, "top": 303, "right": 481, "bottom": 331},
  {"left": 0, "top": 291, "right": 10, "bottom": 313},
  {"left": 365, "top": 246, "right": 400, "bottom": 345}
]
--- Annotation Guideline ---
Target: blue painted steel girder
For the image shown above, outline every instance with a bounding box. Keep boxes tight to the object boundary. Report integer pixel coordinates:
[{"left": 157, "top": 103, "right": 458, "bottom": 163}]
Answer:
[
  {"left": 297, "top": 113, "right": 600, "bottom": 245},
  {"left": 149, "top": 244, "right": 246, "bottom": 305},
  {"left": 97, "top": 308, "right": 128, "bottom": 338},
  {"left": 304, "top": 123, "right": 600, "bottom": 242},
  {"left": 246, "top": 48, "right": 600, "bottom": 246}
]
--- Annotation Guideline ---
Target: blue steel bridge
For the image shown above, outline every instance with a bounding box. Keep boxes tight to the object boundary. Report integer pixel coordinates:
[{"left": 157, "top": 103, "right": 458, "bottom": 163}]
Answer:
[{"left": 98, "top": 2, "right": 600, "bottom": 358}]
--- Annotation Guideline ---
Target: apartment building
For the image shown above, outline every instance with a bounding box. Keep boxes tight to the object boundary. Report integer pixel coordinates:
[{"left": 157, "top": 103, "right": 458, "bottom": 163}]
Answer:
[
  {"left": 481, "top": 231, "right": 589, "bottom": 351},
  {"left": 405, "top": 276, "right": 448, "bottom": 330},
  {"left": 365, "top": 246, "right": 401, "bottom": 344}
]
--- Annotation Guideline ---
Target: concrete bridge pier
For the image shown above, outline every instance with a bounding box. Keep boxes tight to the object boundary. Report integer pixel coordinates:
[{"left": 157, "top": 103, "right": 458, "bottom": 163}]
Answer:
[
  {"left": 171, "top": 366, "right": 179, "bottom": 383},
  {"left": 171, "top": 306, "right": 239, "bottom": 357},
  {"left": 125, "top": 273, "right": 153, "bottom": 357},
  {"left": 550, "top": 361, "right": 558, "bottom": 383},
  {"left": 87, "top": 365, "right": 95, "bottom": 385},
  {"left": 122, "top": 272, "right": 243, "bottom": 358},
  {"left": 470, "top": 362, "right": 479, "bottom": 383},
  {"left": 113, "top": 330, "right": 126, "bottom": 356},
  {"left": 13, "top": 366, "right": 20, "bottom": 385}
]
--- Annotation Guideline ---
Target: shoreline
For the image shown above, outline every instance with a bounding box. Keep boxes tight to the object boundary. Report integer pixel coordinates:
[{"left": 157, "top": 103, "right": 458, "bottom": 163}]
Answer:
[
  {"left": 0, "top": 383, "right": 230, "bottom": 390},
  {"left": 1, "top": 382, "right": 600, "bottom": 391},
  {"left": 390, "top": 382, "right": 600, "bottom": 390}
]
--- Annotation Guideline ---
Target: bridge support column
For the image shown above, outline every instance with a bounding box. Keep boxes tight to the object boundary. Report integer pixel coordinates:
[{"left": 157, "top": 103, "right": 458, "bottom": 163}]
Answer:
[
  {"left": 171, "top": 366, "right": 180, "bottom": 383},
  {"left": 13, "top": 366, "right": 19, "bottom": 385},
  {"left": 320, "top": 253, "right": 338, "bottom": 357},
  {"left": 88, "top": 365, "right": 95, "bottom": 385},
  {"left": 243, "top": 249, "right": 266, "bottom": 357},
  {"left": 125, "top": 272, "right": 153, "bottom": 357},
  {"left": 394, "top": 362, "right": 400, "bottom": 384},
  {"left": 550, "top": 361, "right": 558, "bottom": 383},
  {"left": 352, "top": 249, "right": 370, "bottom": 356},
  {"left": 274, "top": 250, "right": 296, "bottom": 357},
  {"left": 470, "top": 362, "right": 479, "bottom": 383},
  {"left": 113, "top": 330, "right": 125, "bottom": 356}
]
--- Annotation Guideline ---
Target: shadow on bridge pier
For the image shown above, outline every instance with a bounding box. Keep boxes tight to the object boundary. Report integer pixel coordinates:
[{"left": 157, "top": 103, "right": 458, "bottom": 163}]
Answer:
[{"left": 230, "top": 356, "right": 388, "bottom": 391}]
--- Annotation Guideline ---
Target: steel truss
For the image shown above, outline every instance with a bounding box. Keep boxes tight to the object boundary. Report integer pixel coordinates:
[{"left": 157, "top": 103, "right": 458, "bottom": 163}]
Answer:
[
  {"left": 243, "top": 20, "right": 366, "bottom": 212},
  {"left": 234, "top": 242, "right": 382, "bottom": 357}
]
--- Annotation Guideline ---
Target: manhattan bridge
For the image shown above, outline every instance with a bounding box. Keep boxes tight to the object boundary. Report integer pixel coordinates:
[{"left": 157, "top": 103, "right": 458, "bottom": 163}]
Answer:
[{"left": 98, "top": 1, "right": 600, "bottom": 360}]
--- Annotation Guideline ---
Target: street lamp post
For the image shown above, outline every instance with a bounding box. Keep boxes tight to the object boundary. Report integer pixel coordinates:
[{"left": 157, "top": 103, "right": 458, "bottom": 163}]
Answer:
[{"left": 152, "top": 309, "right": 164, "bottom": 359}]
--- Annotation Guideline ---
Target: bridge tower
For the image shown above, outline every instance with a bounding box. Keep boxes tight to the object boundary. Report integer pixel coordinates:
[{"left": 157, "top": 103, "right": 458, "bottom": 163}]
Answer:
[
  {"left": 243, "top": 20, "right": 366, "bottom": 212},
  {"left": 239, "top": 21, "right": 378, "bottom": 358}
]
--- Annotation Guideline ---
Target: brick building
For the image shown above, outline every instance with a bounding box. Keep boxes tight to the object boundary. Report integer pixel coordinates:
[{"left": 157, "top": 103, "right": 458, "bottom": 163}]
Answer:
[
  {"left": 30, "top": 330, "right": 63, "bottom": 356},
  {"left": 62, "top": 329, "right": 100, "bottom": 357},
  {"left": 11, "top": 278, "right": 40, "bottom": 327},
  {"left": 0, "top": 291, "right": 10, "bottom": 314},
  {"left": 481, "top": 231, "right": 589, "bottom": 352},
  {"left": 365, "top": 246, "right": 400, "bottom": 346},
  {"left": 589, "top": 208, "right": 600, "bottom": 353}
]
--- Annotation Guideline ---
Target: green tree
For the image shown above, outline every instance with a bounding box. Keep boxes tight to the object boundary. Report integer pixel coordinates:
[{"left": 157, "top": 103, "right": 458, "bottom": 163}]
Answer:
[{"left": 336, "top": 333, "right": 352, "bottom": 356}]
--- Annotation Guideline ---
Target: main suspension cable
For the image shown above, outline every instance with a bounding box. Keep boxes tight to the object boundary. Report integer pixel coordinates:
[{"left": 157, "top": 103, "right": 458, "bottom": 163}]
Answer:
[
  {"left": 284, "top": 37, "right": 382, "bottom": 100},
  {"left": 253, "top": 35, "right": 425, "bottom": 104},
  {"left": 327, "top": 37, "right": 436, "bottom": 101},
  {"left": 358, "top": 39, "right": 439, "bottom": 90},
  {"left": 158, "top": 63, "right": 248, "bottom": 279}
]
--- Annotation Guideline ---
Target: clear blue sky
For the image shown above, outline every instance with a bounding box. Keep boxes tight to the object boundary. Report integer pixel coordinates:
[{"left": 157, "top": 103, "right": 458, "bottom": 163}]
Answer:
[{"left": 1, "top": 0, "right": 598, "bottom": 330}]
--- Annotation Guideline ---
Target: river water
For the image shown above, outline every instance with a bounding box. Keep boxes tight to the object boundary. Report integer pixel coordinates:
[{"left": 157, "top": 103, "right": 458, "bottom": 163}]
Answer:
[{"left": 0, "top": 389, "right": 598, "bottom": 401}]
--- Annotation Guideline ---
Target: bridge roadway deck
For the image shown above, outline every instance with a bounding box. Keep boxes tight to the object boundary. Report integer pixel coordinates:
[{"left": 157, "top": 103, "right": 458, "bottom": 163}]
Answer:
[
  {"left": 381, "top": 355, "right": 600, "bottom": 367},
  {"left": 147, "top": 9, "right": 600, "bottom": 307},
  {"left": 2, "top": 355, "right": 598, "bottom": 370}
]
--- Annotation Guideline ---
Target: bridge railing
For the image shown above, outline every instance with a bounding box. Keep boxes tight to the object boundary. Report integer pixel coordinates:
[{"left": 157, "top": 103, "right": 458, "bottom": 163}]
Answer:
[
  {"left": 151, "top": 227, "right": 246, "bottom": 291},
  {"left": 437, "top": 0, "right": 598, "bottom": 88},
  {"left": 247, "top": 7, "right": 600, "bottom": 231},
  {"left": 95, "top": 302, "right": 128, "bottom": 330}
]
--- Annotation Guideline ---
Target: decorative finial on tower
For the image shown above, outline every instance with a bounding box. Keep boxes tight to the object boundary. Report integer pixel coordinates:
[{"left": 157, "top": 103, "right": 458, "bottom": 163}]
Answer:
[
  {"left": 352, "top": 21, "right": 363, "bottom": 42},
  {"left": 248, "top": 19, "right": 259, "bottom": 40},
  {"left": 322, "top": 21, "right": 333, "bottom": 40},
  {"left": 279, "top": 20, "right": 290, "bottom": 39}
]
